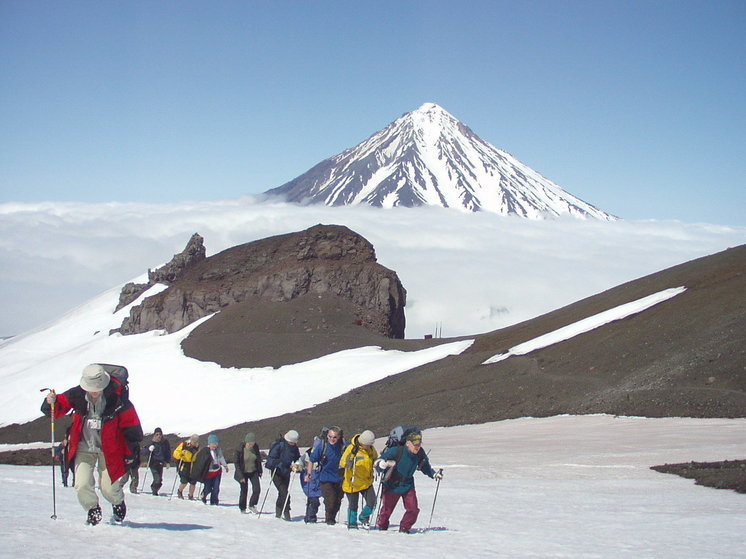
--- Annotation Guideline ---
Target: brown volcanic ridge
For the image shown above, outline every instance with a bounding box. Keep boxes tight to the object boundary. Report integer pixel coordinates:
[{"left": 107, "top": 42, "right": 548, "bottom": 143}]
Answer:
[{"left": 2, "top": 242, "right": 745, "bottom": 491}]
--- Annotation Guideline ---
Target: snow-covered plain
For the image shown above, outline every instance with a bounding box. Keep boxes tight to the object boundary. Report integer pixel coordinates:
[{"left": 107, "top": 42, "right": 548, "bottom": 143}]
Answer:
[{"left": 2, "top": 416, "right": 744, "bottom": 558}]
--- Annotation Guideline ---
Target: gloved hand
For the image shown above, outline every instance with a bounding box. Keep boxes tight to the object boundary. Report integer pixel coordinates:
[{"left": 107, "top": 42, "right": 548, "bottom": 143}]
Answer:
[
  {"left": 375, "top": 459, "right": 396, "bottom": 469},
  {"left": 434, "top": 469, "right": 444, "bottom": 480},
  {"left": 148, "top": 445, "right": 155, "bottom": 452}
]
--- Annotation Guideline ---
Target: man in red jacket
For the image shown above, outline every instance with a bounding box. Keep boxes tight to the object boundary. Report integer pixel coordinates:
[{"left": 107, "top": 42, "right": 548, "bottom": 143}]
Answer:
[{"left": 42, "top": 364, "right": 143, "bottom": 525}]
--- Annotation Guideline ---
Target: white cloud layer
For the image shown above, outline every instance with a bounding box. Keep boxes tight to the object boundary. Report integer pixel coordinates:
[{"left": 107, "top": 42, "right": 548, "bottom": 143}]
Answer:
[{"left": 1, "top": 198, "right": 744, "bottom": 339}]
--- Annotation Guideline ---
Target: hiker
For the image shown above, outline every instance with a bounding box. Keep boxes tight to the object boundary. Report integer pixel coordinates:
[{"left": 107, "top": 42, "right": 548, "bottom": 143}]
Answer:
[
  {"left": 234, "top": 432, "right": 263, "bottom": 514},
  {"left": 339, "top": 430, "right": 378, "bottom": 528},
  {"left": 190, "top": 434, "right": 229, "bottom": 505},
  {"left": 173, "top": 434, "right": 200, "bottom": 500},
  {"left": 299, "top": 441, "right": 322, "bottom": 523},
  {"left": 305, "top": 426, "right": 345, "bottom": 525},
  {"left": 119, "top": 443, "right": 141, "bottom": 493},
  {"left": 375, "top": 430, "right": 443, "bottom": 533},
  {"left": 40, "top": 363, "right": 143, "bottom": 525},
  {"left": 264, "top": 430, "right": 301, "bottom": 520},
  {"left": 54, "top": 428, "right": 72, "bottom": 487},
  {"left": 144, "top": 427, "right": 171, "bottom": 495}
]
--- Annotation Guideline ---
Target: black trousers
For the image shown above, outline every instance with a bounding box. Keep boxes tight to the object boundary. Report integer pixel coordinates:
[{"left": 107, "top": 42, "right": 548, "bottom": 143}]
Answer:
[
  {"left": 238, "top": 471, "right": 261, "bottom": 510},
  {"left": 273, "top": 473, "right": 291, "bottom": 513},
  {"left": 149, "top": 463, "right": 164, "bottom": 493},
  {"left": 320, "top": 481, "right": 343, "bottom": 523}
]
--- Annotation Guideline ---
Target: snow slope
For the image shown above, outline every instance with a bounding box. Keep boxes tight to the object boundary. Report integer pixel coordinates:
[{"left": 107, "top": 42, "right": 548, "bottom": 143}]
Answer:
[
  {"left": 0, "top": 280, "right": 472, "bottom": 433},
  {"left": 2, "top": 415, "right": 744, "bottom": 558}
]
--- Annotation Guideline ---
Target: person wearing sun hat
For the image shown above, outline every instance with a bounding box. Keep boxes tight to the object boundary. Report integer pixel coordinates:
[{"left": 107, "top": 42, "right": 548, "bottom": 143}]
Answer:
[
  {"left": 339, "top": 429, "right": 379, "bottom": 528},
  {"left": 374, "top": 429, "right": 443, "bottom": 533},
  {"left": 40, "top": 363, "right": 143, "bottom": 525}
]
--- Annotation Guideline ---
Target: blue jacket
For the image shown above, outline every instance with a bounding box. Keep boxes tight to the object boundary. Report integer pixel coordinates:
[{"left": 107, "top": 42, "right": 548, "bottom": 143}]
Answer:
[
  {"left": 265, "top": 439, "right": 300, "bottom": 479},
  {"left": 380, "top": 445, "right": 435, "bottom": 494},
  {"left": 299, "top": 449, "right": 322, "bottom": 498},
  {"left": 308, "top": 437, "right": 345, "bottom": 483}
]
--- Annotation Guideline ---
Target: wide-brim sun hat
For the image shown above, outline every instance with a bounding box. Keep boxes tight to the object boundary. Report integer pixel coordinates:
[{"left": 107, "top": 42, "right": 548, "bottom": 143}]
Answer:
[{"left": 79, "top": 364, "right": 110, "bottom": 392}]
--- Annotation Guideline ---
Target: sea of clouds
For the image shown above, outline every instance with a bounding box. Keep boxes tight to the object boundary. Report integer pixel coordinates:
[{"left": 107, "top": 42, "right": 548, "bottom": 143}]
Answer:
[{"left": 1, "top": 197, "right": 744, "bottom": 339}]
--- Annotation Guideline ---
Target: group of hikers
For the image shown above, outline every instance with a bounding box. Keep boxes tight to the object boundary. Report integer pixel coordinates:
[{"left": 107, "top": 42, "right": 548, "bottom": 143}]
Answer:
[{"left": 42, "top": 363, "right": 444, "bottom": 532}]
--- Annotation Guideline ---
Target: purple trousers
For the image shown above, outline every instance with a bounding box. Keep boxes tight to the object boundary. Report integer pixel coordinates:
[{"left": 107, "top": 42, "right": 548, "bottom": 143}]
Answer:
[{"left": 376, "top": 486, "right": 419, "bottom": 533}]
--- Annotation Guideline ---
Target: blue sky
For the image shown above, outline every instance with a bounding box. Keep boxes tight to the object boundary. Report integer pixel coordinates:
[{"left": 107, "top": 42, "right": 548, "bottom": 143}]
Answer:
[{"left": 1, "top": 0, "right": 744, "bottom": 225}]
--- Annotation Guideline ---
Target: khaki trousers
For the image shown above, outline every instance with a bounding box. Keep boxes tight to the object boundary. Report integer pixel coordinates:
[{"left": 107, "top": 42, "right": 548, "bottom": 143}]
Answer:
[{"left": 74, "top": 450, "right": 124, "bottom": 511}]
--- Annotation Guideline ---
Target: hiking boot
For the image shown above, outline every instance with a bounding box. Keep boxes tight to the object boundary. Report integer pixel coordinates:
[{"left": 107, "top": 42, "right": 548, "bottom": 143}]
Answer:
[
  {"left": 112, "top": 501, "right": 126, "bottom": 522},
  {"left": 283, "top": 509, "right": 291, "bottom": 521},
  {"left": 86, "top": 505, "right": 102, "bottom": 526},
  {"left": 177, "top": 490, "right": 184, "bottom": 500},
  {"left": 249, "top": 506, "right": 259, "bottom": 514},
  {"left": 359, "top": 505, "right": 372, "bottom": 526}
]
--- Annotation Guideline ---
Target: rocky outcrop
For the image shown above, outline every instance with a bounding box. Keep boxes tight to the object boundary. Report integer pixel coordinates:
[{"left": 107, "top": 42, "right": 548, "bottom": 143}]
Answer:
[
  {"left": 114, "top": 233, "right": 206, "bottom": 312},
  {"left": 116, "top": 225, "right": 406, "bottom": 338}
]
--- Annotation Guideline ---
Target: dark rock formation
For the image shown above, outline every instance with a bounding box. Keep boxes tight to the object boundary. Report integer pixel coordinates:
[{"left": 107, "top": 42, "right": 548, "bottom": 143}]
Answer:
[
  {"left": 117, "top": 224, "right": 406, "bottom": 338},
  {"left": 114, "top": 233, "right": 206, "bottom": 312},
  {"left": 148, "top": 233, "right": 206, "bottom": 285}
]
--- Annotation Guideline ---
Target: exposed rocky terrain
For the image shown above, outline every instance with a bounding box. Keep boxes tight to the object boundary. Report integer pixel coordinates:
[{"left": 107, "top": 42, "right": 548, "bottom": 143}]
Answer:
[
  {"left": 115, "top": 224, "right": 407, "bottom": 338},
  {"left": 651, "top": 460, "right": 746, "bottom": 493},
  {"left": 2, "top": 238, "right": 744, "bottom": 492}
]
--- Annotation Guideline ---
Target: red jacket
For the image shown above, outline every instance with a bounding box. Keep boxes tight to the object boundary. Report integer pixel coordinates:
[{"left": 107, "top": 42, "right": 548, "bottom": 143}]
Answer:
[{"left": 41, "top": 377, "right": 143, "bottom": 483}]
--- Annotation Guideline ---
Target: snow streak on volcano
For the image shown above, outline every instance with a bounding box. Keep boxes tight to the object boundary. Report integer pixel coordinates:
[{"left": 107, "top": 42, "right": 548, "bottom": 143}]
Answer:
[{"left": 266, "top": 103, "right": 616, "bottom": 220}]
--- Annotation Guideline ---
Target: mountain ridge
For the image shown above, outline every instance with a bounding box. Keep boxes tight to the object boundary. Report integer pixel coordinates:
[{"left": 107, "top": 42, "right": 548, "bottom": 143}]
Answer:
[{"left": 266, "top": 103, "right": 616, "bottom": 220}]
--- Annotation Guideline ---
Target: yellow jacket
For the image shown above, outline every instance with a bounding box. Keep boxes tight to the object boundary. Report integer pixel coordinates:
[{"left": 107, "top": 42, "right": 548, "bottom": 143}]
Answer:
[
  {"left": 339, "top": 434, "right": 378, "bottom": 493},
  {"left": 173, "top": 441, "right": 198, "bottom": 464}
]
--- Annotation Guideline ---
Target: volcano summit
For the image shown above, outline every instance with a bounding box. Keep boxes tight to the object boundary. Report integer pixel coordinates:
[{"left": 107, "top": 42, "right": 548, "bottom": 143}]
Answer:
[{"left": 266, "top": 103, "right": 615, "bottom": 220}]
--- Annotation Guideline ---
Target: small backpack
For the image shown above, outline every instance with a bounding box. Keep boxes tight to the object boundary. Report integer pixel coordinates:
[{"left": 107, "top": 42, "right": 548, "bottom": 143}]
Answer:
[
  {"left": 96, "top": 363, "right": 129, "bottom": 400},
  {"left": 385, "top": 425, "right": 420, "bottom": 449},
  {"left": 315, "top": 426, "right": 344, "bottom": 467}
]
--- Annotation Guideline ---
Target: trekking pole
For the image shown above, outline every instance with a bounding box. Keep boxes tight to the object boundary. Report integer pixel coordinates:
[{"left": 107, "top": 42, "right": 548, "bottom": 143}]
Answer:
[
  {"left": 258, "top": 469, "right": 277, "bottom": 518},
  {"left": 40, "top": 388, "right": 57, "bottom": 519},
  {"left": 427, "top": 469, "right": 443, "bottom": 530},
  {"left": 372, "top": 476, "right": 384, "bottom": 526},
  {"left": 281, "top": 470, "right": 296, "bottom": 520},
  {"left": 139, "top": 450, "right": 152, "bottom": 493},
  {"left": 168, "top": 458, "right": 183, "bottom": 501}
]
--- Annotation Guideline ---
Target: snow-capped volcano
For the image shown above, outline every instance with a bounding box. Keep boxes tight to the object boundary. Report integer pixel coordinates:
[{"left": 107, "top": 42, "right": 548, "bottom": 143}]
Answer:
[{"left": 266, "top": 103, "right": 616, "bottom": 220}]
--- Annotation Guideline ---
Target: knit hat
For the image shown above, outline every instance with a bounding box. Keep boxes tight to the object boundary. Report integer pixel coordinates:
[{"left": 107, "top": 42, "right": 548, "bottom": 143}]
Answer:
[
  {"left": 207, "top": 434, "right": 219, "bottom": 445},
  {"left": 284, "top": 430, "right": 299, "bottom": 444},
  {"left": 189, "top": 434, "right": 200, "bottom": 445},
  {"left": 244, "top": 432, "right": 256, "bottom": 444},
  {"left": 358, "top": 430, "right": 375, "bottom": 446},
  {"left": 407, "top": 432, "right": 422, "bottom": 444},
  {"left": 80, "top": 364, "right": 110, "bottom": 392},
  {"left": 154, "top": 427, "right": 163, "bottom": 435}
]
